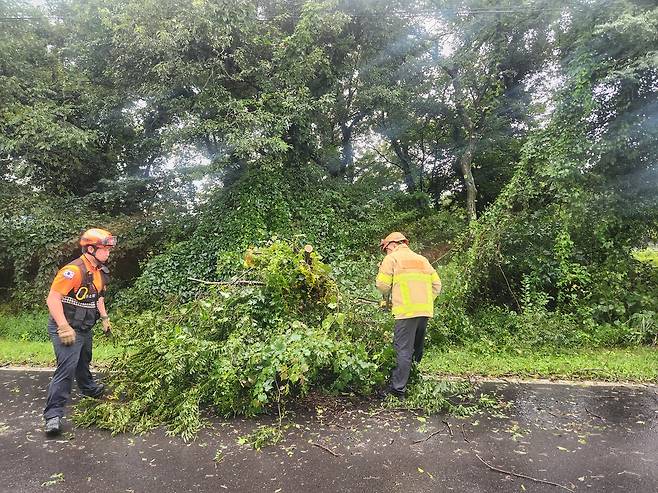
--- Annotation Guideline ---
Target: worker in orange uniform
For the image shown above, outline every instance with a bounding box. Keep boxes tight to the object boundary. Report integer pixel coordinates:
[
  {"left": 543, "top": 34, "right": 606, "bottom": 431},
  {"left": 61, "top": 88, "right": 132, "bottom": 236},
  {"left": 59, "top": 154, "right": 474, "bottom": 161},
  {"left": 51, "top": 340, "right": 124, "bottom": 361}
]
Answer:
[
  {"left": 376, "top": 232, "right": 441, "bottom": 398},
  {"left": 43, "top": 228, "right": 116, "bottom": 435}
]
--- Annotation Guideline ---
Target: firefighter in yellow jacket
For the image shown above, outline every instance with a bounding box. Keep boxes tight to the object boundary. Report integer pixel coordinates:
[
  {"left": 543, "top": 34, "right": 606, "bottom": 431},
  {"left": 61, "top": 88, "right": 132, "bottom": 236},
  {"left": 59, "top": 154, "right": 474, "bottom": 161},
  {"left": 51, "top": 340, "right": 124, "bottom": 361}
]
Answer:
[{"left": 376, "top": 232, "right": 441, "bottom": 398}]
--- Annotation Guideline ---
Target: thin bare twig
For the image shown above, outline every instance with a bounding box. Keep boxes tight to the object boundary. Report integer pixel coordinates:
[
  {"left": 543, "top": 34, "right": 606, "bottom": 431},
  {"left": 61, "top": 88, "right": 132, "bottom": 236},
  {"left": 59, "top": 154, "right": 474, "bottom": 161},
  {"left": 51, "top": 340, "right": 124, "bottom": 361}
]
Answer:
[
  {"left": 461, "top": 423, "right": 470, "bottom": 443},
  {"left": 201, "top": 65, "right": 214, "bottom": 90},
  {"left": 275, "top": 376, "right": 283, "bottom": 429},
  {"left": 309, "top": 441, "right": 342, "bottom": 457},
  {"left": 475, "top": 454, "right": 575, "bottom": 492},
  {"left": 413, "top": 424, "right": 448, "bottom": 444},
  {"left": 228, "top": 267, "right": 254, "bottom": 286},
  {"left": 543, "top": 409, "right": 562, "bottom": 419},
  {"left": 431, "top": 248, "right": 455, "bottom": 265},
  {"left": 188, "top": 277, "right": 264, "bottom": 286},
  {"left": 371, "top": 145, "right": 399, "bottom": 167},
  {"left": 442, "top": 420, "right": 454, "bottom": 439},
  {"left": 585, "top": 406, "right": 605, "bottom": 421},
  {"left": 496, "top": 259, "right": 522, "bottom": 312},
  {"left": 354, "top": 297, "right": 379, "bottom": 305}
]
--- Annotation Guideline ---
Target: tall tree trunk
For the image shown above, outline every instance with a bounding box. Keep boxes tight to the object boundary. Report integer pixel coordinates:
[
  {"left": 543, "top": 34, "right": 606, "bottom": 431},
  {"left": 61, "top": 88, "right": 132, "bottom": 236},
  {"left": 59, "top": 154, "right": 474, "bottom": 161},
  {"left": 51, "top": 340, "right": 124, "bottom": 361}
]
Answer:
[
  {"left": 444, "top": 65, "right": 479, "bottom": 221},
  {"left": 391, "top": 139, "right": 417, "bottom": 193},
  {"left": 460, "top": 137, "right": 478, "bottom": 221},
  {"left": 340, "top": 123, "right": 354, "bottom": 181}
]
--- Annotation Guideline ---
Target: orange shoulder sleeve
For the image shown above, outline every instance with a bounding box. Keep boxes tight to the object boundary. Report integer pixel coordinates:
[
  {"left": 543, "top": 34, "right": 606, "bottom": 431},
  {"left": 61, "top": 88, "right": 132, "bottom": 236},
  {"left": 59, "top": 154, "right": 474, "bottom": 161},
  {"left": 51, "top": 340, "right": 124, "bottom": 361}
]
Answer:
[{"left": 50, "top": 265, "right": 82, "bottom": 296}]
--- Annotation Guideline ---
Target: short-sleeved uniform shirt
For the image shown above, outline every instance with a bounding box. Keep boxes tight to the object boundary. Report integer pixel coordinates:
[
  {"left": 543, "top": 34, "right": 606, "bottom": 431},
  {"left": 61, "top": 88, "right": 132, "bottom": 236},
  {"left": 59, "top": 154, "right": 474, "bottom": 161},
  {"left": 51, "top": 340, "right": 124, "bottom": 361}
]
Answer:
[{"left": 50, "top": 255, "right": 106, "bottom": 298}]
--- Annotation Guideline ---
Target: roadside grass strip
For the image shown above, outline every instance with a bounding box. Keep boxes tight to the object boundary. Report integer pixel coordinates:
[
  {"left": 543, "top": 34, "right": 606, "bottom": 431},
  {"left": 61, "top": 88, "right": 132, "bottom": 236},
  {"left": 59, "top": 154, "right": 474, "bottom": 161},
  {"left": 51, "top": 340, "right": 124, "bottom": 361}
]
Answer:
[
  {"left": 0, "top": 338, "right": 121, "bottom": 367},
  {"left": 2, "top": 337, "right": 656, "bottom": 384},
  {"left": 421, "top": 346, "right": 658, "bottom": 383}
]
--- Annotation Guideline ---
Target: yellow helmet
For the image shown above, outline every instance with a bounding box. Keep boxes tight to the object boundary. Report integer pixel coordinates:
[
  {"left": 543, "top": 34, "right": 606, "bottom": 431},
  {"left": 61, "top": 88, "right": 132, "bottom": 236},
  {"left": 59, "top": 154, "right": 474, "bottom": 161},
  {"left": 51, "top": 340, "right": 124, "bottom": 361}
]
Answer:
[{"left": 380, "top": 232, "right": 408, "bottom": 251}]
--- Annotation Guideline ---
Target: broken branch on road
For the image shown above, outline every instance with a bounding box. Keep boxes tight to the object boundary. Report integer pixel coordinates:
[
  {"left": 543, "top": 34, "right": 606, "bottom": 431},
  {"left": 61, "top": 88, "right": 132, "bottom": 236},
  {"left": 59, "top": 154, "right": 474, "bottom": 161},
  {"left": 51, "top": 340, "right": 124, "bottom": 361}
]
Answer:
[
  {"left": 413, "top": 424, "right": 448, "bottom": 444},
  {"left": 475, "top": 454, "right": 575, "bottom": 492},
  {"left": 309, "top": 441, "right": 342, "bottom": 457},
  {"left": 584, "top": 406, "right": 605, "bottom": 421}
]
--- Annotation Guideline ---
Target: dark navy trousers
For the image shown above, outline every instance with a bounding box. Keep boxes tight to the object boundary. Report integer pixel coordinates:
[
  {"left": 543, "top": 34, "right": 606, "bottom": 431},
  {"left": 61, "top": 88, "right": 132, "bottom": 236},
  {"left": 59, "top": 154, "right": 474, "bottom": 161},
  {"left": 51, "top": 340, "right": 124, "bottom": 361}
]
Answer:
[
  {"left": 390, "top": 316, "right": 428, "bottom": 394},
  {"left": 43, "top": 318, "right": 101, "bottom": 420}
]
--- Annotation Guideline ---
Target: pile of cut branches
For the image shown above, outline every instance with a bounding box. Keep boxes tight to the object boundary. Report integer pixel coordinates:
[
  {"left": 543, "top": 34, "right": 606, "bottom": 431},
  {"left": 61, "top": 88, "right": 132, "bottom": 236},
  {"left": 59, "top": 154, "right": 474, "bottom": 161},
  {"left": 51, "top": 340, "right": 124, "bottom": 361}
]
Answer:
[{"left": 75, "top": 240, "right": 392, "bottom": 439}]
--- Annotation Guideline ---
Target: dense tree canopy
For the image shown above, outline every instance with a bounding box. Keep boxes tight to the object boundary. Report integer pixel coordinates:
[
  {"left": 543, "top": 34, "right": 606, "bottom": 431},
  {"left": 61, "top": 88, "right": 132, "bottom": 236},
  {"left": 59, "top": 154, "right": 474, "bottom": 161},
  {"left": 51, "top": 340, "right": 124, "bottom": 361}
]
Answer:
[{"left": 1, "top": 0, "right": 656, "bottom": 332}]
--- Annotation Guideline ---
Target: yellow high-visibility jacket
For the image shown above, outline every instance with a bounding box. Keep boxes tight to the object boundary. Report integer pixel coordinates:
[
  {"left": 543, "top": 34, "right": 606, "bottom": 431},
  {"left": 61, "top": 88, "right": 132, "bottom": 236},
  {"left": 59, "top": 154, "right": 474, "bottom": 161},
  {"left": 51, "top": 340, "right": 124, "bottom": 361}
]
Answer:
[{"left": 376, "top": 244, "right": 442, "bottom": 319}]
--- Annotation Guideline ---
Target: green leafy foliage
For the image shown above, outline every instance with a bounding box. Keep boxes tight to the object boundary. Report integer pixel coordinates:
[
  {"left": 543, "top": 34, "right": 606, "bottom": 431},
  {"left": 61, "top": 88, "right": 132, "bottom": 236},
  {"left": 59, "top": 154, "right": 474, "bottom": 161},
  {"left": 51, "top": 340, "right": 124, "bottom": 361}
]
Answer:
[
  {"left": 2, "top": 0, "right": 656, "bottom": 440},
  {"left": 238, "top": 424, "right": 285, "bottom": 450},
  {"left": 383, "top": 378, "right": 503, "bottom": 417},
  {"left": 434, "top": 1, "right": 658, "bottom": 348},
  {"left": 120, "top": 165, "right": 437, "bottom": 309},
  {"left": 0, "top": 308, "right": 48, "bottom": 342},
  {"left": 633, "top": 248, "right": 658, "bottom": 267},
  {"left": 0, "top": 183, "right": 192, "bottom": 306}
]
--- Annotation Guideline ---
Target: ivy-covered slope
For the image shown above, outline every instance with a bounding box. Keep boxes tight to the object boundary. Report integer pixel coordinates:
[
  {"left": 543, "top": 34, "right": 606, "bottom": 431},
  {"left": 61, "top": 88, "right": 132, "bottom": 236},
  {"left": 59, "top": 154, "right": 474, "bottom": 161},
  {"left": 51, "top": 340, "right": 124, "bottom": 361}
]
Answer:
[{"left": 123, "top": 164, "right": 464, "bottom": 309}]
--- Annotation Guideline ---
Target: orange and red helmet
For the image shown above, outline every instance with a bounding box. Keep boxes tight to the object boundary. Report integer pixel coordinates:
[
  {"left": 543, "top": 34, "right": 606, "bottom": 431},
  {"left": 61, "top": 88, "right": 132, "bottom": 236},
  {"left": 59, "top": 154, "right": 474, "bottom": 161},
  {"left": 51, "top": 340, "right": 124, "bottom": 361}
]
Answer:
[
  {"left": 380, "top": 232, "right": 408, "bottom": 252},
  {"left": 80, "top": 228, "right": 117, "bottom": 249}
]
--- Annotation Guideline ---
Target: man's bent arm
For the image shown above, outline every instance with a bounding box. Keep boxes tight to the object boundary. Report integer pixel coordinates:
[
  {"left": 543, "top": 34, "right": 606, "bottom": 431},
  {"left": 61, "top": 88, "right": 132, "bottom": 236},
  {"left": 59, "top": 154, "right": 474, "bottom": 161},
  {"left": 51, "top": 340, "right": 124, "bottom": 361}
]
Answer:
[
  {"left": 431, "top": 270, "right": 442, "bottom": 298},
  {"left": 97, "top": 297, "right": 108, "bottom": 318},
  {"left": 376, "top": 257, "right": 394, "bottom": 296},
  {"left": 46, "top": 290, "right": 67, "bottom": 326}
]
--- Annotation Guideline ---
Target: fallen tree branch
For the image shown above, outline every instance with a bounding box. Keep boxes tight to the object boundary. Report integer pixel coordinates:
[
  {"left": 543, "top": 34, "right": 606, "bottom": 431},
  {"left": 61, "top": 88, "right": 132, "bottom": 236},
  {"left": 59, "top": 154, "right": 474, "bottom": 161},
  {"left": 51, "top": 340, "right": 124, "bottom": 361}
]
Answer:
[
  {"left": 461, "top": 423, "right": 470, "bottom": 443},
  {"left": 188, "top": 277, "right": 264, "bottom": 286},
  {"left": 585, "top": 406, "right": 605, "bottom": 421},
  {"left": 544, "top": 409, "right": 562, "bottom": 419},
  {"left": 413, "top": 424, "right": 448, "bottom": 444},
  {"left": 309, "top": 441, "right": 342, "bottom": 457},
  {"left": 475, "top": 454, "right": 574, "bottom": 492},
  {"left": 430, "top": 247, "right": 454, "bottom": 265},
  {"left": 442, "top": 419, "right": 453, "bottom": 439},
  {"left": 354, "top": 297, "right": 379, "bottom": 305}
]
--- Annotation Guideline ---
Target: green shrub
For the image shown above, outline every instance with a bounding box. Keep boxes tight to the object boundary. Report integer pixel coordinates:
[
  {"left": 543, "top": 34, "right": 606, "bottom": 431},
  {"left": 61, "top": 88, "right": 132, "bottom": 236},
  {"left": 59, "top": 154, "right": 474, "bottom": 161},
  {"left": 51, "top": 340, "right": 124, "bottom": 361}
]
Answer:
[
  {"left": 0, "top": 184, "right": 191, "bottom": 309},
  {"left": 0, "top": 308, "right": 49, "bottom": 342},
  {"left": 632, "top": 248, "right": 658, "bottom": 267}
]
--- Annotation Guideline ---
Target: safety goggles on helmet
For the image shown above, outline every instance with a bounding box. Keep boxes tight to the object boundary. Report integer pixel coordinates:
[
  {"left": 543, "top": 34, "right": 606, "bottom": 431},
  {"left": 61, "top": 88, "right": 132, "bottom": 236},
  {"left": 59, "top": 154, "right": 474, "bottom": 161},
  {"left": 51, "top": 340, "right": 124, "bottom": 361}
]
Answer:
[
  {"left": 98, "top": 236, "right": 117, "bottom": 247},
  {"left": 80, "top": 228, "right": 117, "bottom": 248}
]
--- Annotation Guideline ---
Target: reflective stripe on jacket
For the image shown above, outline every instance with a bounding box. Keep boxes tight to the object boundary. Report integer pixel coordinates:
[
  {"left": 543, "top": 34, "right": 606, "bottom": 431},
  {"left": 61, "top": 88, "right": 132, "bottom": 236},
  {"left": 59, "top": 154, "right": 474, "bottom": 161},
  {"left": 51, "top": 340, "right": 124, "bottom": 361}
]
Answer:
[{"left": 375, "top": 244, "right": 441, "bottom": 319}]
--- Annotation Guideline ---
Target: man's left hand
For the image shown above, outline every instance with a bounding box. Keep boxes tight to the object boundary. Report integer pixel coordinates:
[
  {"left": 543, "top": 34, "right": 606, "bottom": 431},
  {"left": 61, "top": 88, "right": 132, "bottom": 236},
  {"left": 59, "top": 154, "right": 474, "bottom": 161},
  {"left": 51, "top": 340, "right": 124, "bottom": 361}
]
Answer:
[{"left": 101, "top": 316, "right": 111, "bottom": 334}]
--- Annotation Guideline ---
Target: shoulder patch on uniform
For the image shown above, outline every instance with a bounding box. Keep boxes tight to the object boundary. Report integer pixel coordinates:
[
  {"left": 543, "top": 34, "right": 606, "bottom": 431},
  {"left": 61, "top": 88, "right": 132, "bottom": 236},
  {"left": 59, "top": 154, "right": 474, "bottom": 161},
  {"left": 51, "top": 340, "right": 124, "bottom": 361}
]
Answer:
[{"left": 62, "top": 269, "right": 75, "bottom": 279}]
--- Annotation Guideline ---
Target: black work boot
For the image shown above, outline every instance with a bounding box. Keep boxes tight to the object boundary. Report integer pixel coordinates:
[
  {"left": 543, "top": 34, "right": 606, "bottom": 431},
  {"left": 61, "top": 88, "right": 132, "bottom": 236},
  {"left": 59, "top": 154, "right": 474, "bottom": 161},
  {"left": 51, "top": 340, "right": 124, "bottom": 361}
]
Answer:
[
  {"left": 378, "top": 384, "right": 405, "bottom": 400},
  {"left": 45, "top": 417, "right": 61, "bottom": 436},
  {"left": 387, "top": 388, "right": 406, "bottom": 400},
  {"left": 83, "top": 384, "right": 105, "bottom": 399}
]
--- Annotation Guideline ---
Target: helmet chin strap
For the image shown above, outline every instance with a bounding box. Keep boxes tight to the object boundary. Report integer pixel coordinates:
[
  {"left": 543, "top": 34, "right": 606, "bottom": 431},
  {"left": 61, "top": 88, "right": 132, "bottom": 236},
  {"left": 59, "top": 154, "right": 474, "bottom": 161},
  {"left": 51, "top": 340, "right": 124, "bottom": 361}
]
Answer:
[
  {"left": 85, "top": 246, "right": 106, "bottom": 266},
  {"left": 82, "top": 248, "right": 110, "bottom": 275}
]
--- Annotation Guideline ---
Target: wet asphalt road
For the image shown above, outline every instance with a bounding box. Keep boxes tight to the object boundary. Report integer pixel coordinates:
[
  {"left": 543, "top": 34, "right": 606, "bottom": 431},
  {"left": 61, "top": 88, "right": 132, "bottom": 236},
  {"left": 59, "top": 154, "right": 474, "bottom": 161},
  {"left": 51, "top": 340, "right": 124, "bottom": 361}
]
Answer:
[{"left": 1, "top": 369, "right": 657, "bottom": 493}]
